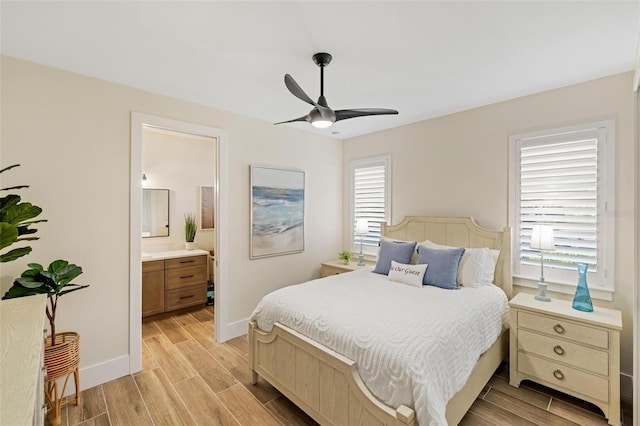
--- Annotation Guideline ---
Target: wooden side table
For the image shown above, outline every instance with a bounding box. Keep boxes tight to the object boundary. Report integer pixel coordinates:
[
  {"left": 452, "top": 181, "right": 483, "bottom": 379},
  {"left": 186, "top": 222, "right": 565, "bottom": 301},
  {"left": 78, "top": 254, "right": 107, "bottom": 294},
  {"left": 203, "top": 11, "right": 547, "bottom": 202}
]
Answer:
[
  {"left": 321, "top": 259, "right": 374, "bottom": 277},
  {"left": 509, "top": 292, "right": 622, "bottom": 425}
]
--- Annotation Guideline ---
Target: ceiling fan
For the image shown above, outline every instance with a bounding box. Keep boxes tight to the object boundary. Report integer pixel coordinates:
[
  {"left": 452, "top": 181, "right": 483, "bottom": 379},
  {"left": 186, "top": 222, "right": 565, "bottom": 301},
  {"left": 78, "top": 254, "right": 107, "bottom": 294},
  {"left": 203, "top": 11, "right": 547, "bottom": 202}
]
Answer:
[{"left": 275, "top": 52, "right": 398, "bottom": 128}]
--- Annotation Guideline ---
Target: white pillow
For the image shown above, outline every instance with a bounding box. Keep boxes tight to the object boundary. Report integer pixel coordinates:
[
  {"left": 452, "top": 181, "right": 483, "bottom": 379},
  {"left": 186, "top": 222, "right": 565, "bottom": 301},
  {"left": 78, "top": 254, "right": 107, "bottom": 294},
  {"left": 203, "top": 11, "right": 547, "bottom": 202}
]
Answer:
[
  {"left": 458, "top": 247, "right": 490, "bottom": 285},
  {"left": 388, "top": 261, "right": 427, "bottom": 287},
  {"left": 482, "top": 249, "right": 500, "bottom": 285},
  {"left": 419, "top": 240, "right": 500, "bottom": 287}
]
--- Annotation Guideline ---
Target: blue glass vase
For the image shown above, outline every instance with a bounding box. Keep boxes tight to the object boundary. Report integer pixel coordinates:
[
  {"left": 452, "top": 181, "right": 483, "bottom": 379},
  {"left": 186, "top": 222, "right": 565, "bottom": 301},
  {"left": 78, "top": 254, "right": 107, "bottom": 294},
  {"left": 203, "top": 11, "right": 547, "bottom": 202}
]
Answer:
[{"left": 572, "top": 262, "right": 593, "bottom": 312}]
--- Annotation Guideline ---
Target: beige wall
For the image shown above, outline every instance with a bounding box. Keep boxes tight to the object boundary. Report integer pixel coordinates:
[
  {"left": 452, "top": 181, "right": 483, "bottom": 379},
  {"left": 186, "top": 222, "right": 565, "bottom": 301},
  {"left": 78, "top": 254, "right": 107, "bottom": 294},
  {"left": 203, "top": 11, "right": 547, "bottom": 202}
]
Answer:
[
  {"left": 344, "top": 72, "right": 636, "bottom": 399},
  {"left": 0, "top": 56, "right": 343, "bottom": 388},
  {"left": 141, "top": 128, "right": 216, "bottom": 252}
]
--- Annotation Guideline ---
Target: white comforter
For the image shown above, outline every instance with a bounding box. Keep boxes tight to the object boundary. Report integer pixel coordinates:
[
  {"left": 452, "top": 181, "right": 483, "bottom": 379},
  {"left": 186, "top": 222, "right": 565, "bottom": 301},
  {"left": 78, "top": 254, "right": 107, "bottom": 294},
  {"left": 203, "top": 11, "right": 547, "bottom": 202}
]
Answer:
[{"left": 251, "top": 269, "right": 509, "bottom": 426}]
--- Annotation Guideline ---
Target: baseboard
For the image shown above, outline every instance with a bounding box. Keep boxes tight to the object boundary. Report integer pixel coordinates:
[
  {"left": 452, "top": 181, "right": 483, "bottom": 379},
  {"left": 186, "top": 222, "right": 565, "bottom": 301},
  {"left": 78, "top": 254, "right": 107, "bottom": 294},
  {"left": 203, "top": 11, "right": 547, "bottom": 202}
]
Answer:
[
  {"left": 59, "top": 355, "right": 130, "bottom": 397},
  {"left": 218, "top": 317, "right": 249, "bottom": 343},
  {"left": 621, "top": 372, "right": 633, "bottom": 403}
]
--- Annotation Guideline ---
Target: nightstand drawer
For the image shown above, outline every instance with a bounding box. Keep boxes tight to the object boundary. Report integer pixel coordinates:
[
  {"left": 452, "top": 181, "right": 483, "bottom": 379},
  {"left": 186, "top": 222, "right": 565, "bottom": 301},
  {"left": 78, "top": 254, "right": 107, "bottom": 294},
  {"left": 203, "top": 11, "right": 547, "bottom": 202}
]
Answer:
[
  {"left": 518, "top": 311, "right": 608, "bottom": 349},
  {"left": 321, "top": 260, "right": 373, "bottom": 278},
  {"left": 322, "top": 265, "right": 346, "bottom": 277},
  {"left": 518, "top": 352, "right": 609, "bottom": 403},
  {"left": 518, "top": 329, "right": 609, "bottom": 376}
]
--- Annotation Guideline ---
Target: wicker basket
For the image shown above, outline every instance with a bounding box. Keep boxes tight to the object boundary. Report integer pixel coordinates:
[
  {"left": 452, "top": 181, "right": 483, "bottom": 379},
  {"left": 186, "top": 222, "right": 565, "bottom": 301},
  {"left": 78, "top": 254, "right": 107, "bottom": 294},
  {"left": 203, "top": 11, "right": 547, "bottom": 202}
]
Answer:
[
  {"left": 45, "top": 332, "right": 80, "bottom": 380},
  {"left": 45, "top": 332, "right": 80, "bottom": 426}
]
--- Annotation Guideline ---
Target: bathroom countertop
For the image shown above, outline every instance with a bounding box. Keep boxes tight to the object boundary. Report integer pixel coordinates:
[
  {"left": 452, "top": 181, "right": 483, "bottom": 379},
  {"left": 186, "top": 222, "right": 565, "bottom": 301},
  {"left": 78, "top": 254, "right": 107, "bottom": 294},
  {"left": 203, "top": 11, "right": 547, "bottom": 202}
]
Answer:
[{"left": 142, "top": 248, "right": 209, "bottom": 261}]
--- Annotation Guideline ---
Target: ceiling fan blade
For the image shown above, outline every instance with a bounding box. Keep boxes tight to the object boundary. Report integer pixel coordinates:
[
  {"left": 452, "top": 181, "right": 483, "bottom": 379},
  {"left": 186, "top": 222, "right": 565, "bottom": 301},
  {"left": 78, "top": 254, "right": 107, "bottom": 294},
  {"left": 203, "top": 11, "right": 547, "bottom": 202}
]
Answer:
[
  {"left": 335, "top": 108, "right": 398, "bottom": 122},
  {"left": 284, "top": 74, "right": 334, "bottom": 119},
  {"left": 274, "top": 115, "right": 309, "bottom": 125},
  {"left": 284, "top": 74, "right": 316, "bottom": 107}
]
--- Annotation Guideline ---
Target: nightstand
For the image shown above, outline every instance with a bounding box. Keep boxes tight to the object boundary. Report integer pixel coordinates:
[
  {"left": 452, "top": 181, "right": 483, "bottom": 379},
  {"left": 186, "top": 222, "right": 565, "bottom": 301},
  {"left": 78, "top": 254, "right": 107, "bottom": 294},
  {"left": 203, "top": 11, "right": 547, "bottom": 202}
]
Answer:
[
  {"left": 321, "top": 260, "right": 374, "bottom": 277},
  {"left": 509, "top": 292, "right": 622, "bottom": 425}
]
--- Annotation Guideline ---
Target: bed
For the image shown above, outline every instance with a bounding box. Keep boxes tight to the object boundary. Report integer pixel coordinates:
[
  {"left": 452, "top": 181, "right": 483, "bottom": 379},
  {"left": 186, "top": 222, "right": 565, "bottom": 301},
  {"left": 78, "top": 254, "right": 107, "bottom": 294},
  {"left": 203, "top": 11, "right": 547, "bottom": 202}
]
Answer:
[{"left": 249, "top": 216, "right": 512, "bottom": 426}]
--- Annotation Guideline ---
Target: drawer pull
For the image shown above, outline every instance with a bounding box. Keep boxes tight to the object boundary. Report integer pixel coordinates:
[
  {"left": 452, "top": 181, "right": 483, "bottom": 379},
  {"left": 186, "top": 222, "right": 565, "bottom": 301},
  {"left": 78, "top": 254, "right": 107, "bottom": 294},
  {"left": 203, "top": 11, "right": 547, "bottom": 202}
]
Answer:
[
  {"left": 180, "top": 275, "right": 195, "bottom": 279},
  {"left": 180, "top": 260, "right": 195, "bottom": 264},
  {"left": 553, "top": 345, "right": 565, "bottom": 355},
  {"left": 553, "top": 369, "right": 565, "bottom": 380},
  {"left": 179, "top": 295, "right": 195, "bottom": 300},
  {"left": 553, "top": 324, "right": 565, "bottom": 334}
]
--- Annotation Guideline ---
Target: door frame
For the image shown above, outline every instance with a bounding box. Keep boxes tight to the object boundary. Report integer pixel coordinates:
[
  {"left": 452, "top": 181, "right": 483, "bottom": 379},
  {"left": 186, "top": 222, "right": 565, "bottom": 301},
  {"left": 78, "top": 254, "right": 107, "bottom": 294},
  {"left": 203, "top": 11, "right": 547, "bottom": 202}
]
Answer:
[{"left": 130, "top": 112, "right": 228, "bottom": 372}]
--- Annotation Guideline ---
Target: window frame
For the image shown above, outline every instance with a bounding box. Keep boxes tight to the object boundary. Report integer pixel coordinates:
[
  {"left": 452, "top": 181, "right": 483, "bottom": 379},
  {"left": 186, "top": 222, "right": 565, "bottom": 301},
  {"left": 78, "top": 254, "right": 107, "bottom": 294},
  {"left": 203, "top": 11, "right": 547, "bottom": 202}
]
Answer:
[
  {"left": 349, "top": 155, "right": 391, "bottom": 256},
  {"left": 508, "top": 121, "right": 615, "bottom": 301}
]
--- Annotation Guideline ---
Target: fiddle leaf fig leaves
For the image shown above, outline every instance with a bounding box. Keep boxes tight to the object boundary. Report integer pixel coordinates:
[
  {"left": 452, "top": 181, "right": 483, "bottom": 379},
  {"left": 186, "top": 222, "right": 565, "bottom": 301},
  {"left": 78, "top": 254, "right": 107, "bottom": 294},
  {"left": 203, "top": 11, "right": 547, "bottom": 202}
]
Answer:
[{"left": 0, "top": 164, "right": 47, "bottom": 263}]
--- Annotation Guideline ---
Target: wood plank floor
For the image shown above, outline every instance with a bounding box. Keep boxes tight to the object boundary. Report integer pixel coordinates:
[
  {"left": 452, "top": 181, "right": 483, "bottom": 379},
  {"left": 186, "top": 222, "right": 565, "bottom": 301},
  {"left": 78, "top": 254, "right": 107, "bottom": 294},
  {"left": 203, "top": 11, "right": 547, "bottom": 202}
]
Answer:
[{"left": 51, "top": 306, "right": 632, "bottom": 426}]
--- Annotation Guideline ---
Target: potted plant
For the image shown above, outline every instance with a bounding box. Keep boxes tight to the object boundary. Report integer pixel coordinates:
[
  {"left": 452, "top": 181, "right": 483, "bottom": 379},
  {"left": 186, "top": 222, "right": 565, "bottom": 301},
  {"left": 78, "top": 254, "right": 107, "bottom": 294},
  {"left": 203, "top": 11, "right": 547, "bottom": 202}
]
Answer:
[
  {"left": 1, "top": 164, "right": 86, "bottom": 426},
  {"left": 3, "top": 260, "right": 89, "bottom": 426},
  {"left": 338, "top": 250, "right": 353, "bottom": 265},
  {"left": 185, "top": 213, "right": 197, "bottom": 250},
  {"left": 3, "top": 260, "right": 89, "bottom": 344}
]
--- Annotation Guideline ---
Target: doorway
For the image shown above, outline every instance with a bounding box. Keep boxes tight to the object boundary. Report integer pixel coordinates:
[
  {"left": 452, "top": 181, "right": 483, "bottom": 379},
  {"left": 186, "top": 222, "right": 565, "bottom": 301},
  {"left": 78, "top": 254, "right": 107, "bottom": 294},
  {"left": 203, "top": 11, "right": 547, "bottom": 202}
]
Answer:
[{"left": 130, "top": 113, "right": 228, "bottom": 373}]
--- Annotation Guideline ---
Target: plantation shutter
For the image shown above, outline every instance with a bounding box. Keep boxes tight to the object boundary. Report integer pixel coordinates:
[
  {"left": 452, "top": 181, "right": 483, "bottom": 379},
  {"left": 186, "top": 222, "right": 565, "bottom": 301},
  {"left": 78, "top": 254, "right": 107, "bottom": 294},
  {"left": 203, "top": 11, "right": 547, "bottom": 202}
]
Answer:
[
  {"left": 353, "top": 161, "right": 387, "bottom": 248},
  {"left": 516, "top": 127, "right": 606, "bottom": 283}
]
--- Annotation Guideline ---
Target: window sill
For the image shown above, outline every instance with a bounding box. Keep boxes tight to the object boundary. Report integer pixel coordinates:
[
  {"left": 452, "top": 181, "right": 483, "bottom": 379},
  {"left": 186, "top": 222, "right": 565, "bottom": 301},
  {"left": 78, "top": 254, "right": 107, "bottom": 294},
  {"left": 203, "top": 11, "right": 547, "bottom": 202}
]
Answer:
[{"left": 513, "top": 275, "right": 613, "bottom": 302}]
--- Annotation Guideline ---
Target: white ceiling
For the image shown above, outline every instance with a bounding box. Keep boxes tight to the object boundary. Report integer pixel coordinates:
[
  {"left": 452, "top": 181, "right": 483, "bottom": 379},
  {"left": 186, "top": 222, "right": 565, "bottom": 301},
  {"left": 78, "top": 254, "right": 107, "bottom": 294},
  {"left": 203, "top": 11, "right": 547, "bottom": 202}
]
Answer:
[{"left": 2, "top": 1, "right": 639, "bottom": 139}]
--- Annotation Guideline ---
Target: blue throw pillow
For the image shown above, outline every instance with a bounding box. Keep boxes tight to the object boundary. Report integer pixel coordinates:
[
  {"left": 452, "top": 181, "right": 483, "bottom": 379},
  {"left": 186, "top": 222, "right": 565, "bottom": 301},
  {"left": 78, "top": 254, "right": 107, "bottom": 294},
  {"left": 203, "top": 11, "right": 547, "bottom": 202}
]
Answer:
[
  {"left": 417, "top": 245, "right": 465, "bottom": 289},
  {"left": 373, "top": 239, "right": 417, "bottom": 275}
]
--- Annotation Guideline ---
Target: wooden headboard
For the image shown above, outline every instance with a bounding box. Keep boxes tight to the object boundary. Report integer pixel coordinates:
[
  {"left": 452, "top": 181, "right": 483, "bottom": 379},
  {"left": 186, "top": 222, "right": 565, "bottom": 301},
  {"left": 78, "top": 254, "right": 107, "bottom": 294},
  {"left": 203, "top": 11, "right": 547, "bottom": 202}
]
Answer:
[{"left": 382, "top": 216, "right": 512, "bottom": 298}]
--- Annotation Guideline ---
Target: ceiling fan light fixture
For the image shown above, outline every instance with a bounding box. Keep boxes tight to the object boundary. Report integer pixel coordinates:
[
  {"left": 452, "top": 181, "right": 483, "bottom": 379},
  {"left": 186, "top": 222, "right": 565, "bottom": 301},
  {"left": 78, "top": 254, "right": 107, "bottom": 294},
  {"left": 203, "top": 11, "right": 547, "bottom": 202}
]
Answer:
[
  {"left": 311, "top": 119, "right": 333, "bottom": 128},
  {"left": 309, "top": 108, "right": 334, "bottom": 128}
]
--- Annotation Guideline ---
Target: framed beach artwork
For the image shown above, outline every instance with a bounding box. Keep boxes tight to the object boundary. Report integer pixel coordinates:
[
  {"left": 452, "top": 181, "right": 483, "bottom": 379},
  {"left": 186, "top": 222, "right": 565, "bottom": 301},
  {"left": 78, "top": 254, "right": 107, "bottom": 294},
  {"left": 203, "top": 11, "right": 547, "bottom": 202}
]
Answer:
[
  {"left": 250, "top": 165, "right": 305, "bottom": 259},
  {"left": 199, "top": 185, "right": 215, "bottom": 230}
]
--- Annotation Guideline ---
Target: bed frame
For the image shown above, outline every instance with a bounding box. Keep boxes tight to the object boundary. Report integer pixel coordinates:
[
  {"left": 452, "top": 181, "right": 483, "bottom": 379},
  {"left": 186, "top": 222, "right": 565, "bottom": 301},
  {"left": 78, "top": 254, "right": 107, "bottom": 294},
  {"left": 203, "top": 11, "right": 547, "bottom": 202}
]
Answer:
[{"left": 249, "top": 216, "right": 512, "bottom": 425}]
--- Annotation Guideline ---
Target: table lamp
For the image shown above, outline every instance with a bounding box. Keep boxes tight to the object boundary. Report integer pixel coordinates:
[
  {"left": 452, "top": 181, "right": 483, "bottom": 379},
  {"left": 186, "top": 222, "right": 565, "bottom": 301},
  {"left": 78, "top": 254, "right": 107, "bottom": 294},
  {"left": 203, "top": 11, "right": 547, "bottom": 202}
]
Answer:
[
  {"left": 530, "top": 224, "right": 555, "bottom": 302},
  {"left": 355, "top": 219, "right": 369, "bottom": 266}
]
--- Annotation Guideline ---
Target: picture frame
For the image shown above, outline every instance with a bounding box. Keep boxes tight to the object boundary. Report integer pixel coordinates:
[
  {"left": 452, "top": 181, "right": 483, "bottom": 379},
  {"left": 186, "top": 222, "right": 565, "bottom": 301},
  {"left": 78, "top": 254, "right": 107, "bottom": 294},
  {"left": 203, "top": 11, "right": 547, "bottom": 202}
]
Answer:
[
  {"left": 250, "top": 165, "right": 305, "bottom": 259},
  {"left": 199, "top": 185, "right": 215, "bottom": 230}
]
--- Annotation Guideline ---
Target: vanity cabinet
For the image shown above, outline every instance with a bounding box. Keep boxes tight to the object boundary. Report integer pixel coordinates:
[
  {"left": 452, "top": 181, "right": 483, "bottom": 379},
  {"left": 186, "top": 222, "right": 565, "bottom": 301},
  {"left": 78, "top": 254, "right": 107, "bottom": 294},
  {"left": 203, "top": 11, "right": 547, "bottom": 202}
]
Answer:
[
  {"left": 164, "top": 255, "right": 207, "bottom": 311},
  {"left": 142, "top": 260, "right": 164, "bottom": 317},
  {"left": 142, "top": 253, "right": 207, "bottom": 317}
]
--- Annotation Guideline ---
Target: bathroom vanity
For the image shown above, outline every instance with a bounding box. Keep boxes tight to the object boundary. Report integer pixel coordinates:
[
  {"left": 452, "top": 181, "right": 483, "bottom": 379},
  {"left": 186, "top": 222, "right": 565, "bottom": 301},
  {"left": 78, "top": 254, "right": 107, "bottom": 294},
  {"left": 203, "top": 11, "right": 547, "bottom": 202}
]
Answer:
[{"left": 142, "top": 249, "right": 208, "bottom": 317}]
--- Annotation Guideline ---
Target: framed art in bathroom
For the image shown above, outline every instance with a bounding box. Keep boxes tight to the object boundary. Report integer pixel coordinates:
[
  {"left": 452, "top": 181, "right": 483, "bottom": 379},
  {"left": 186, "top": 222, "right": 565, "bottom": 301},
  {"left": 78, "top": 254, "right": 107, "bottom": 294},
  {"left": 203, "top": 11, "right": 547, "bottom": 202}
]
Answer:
[
  {"left": 250, "top": 165, "right": 305, "bottom": 259},
  {"left": 199, "top": 185, "right": 215, "bottom": 230}
]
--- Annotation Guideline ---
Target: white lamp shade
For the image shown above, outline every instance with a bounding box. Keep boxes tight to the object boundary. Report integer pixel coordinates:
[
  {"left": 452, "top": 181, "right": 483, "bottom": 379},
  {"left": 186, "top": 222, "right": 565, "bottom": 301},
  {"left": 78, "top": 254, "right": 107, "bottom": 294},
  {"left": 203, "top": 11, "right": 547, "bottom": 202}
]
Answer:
[
  {"left": 530, "top": 224, "right": 555, "bottom": 251},
  {"left": 355, "top": 219, "right": 369, "bottom": 235}
]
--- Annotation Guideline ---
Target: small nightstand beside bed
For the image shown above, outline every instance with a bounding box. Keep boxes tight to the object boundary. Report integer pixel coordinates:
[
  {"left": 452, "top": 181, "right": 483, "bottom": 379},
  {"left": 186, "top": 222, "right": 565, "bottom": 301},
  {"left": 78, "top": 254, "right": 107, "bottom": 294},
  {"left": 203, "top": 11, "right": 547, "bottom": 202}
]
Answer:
[
  {"left": 321, "top": 259, "right": 374, "bottom": 277},
  {"left": 249, "top": 216, "right": 512, "bottom": 426},
  {"left": 509, "top": 292, "right": 622, "bottom": 426}
]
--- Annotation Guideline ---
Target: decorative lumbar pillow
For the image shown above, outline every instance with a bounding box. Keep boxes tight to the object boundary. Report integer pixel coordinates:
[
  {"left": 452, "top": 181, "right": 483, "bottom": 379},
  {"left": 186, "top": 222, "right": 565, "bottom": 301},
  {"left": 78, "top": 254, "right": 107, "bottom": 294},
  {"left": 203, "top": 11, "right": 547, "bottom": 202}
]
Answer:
[
  {"left": 373, "top": 239, "right": 417, "bottom": 275},
  {"left": 417, "top": 245, "right": 465, "bottom": 289},
  {"left": 420, "top": 240, "right": 500, "bottom": 286},
  {"left": 388, "top": 261, "right": 428, "bottom": 287}
]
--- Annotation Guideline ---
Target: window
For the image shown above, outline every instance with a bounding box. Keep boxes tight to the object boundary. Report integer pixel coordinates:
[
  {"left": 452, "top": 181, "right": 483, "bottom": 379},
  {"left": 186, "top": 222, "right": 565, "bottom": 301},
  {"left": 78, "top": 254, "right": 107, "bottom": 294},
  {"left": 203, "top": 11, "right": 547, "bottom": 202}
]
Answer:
[
  {"left": 349, "top": 155, "right": 391, "bottom": 255},
  {"left": 509, "top": 121, "right": 614, "bottom": 294}
]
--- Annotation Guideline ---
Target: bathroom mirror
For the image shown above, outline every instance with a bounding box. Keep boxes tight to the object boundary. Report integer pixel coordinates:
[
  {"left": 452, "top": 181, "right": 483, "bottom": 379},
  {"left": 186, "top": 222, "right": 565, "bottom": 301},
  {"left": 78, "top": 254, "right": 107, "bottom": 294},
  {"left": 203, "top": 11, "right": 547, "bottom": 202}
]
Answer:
[{"left": 142, "top": 189, "right": 169, "bottom": 238}]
